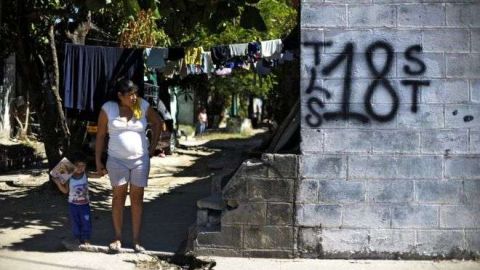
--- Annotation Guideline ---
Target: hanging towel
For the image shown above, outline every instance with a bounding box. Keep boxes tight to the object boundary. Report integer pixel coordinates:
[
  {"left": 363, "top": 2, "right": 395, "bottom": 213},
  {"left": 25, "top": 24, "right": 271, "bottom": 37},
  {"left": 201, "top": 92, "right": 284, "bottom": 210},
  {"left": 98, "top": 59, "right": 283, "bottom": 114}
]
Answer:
[
  {"left": 145, "top": 48, "right": 168, "bottom": 69},
  {"left": 229, "top": 43, "right": 248, "bottom": 57},
  {"left": 201, "top": 52, "right": 214, "bottom": 74},
  {"left": 185, "top": 47, "right": 204, "bottom": 65},
  {"left": 260, "top": 39, "right": 283, "bottom": 58},
  {"left": 211, "top": 45, "right": 231, "bottom": 66},
  {"left": 63, "top": 44, "right": 144, "bottom": 115}
]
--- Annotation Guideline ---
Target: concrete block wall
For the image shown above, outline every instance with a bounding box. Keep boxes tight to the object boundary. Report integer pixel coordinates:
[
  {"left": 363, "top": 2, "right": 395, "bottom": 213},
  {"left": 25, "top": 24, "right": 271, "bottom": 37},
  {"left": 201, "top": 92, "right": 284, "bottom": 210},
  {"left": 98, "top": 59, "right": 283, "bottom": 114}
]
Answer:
[
  {"left": 194, "top": 154, "right": 298, "bottom": 258},
  {"left": 300, "top": 0, "right": 480, "bottom": 258}
]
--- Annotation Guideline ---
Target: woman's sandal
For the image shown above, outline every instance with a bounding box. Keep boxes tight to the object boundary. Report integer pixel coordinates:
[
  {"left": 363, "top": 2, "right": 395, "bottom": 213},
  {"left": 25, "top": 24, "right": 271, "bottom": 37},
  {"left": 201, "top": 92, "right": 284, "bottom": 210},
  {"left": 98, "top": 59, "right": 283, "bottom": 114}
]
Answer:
[
  {"left": 134, "top": 244, "right": 146, "bottom": 253},
  {"left": 108, "top": 240, "right": 122, "bottom": 253}
]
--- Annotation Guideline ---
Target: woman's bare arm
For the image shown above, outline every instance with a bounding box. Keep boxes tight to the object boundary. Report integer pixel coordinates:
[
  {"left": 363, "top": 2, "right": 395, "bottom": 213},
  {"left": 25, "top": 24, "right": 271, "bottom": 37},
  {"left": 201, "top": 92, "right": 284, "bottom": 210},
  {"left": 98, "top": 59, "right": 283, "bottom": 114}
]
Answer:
[
  {"left": 146, "top": 106, "right": 163, "bottom": 157},
  {"left": 95, "top": 109, "right": 108, "bottom": 176}
]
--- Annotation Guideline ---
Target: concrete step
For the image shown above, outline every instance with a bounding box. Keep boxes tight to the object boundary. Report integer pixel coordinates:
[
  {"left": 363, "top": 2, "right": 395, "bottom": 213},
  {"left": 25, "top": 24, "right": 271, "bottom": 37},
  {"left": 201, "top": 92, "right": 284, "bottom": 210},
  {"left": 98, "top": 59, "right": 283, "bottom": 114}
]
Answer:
[{"left": 197, "top": 193, "right": 225, "bottom": 211}]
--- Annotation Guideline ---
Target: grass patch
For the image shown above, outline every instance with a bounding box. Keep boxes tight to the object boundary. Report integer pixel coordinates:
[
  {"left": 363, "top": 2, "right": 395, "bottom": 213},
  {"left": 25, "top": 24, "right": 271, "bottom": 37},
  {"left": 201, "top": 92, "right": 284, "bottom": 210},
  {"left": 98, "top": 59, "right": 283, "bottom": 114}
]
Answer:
[{"left": 200, "top": 131, "right": 252, "bottom": 141}]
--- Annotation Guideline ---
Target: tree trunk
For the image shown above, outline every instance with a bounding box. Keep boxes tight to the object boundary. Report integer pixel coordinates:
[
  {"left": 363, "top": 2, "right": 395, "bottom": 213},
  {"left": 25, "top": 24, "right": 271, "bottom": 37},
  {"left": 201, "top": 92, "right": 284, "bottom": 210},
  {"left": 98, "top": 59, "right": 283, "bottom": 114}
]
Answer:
[
  {"left": 15, "top": 2, "right": 62, "bottom": 171},
  {"left": 49, "top": 24, "right": 70, "bottom": 147}
]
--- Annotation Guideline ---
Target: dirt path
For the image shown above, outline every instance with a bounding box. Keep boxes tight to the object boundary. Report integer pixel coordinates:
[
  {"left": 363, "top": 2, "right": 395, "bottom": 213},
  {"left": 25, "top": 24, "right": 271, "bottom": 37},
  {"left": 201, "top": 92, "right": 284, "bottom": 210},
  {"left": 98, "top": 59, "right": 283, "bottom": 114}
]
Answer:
[{"left": 0, "top": 132, "right": 266, "bottom": 268}]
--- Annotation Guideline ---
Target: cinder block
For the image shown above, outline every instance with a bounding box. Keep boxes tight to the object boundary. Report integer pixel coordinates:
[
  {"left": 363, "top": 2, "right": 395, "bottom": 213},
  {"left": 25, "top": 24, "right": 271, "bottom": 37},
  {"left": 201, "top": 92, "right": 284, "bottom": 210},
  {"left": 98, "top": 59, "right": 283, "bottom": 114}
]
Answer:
[
  {"left": 440, "top": 205, "right": 480, "bottom": 228},
  {"left": 421, "top": 129, "right": 468, "bottom": 154},
  {"left": 327, "top": 0, "right": 372, "bottom": 3},
  {"left": 392, "top": 205, "right": 438, "bottom": 228},
  {"left": 221, "top": 202, "right": 266, "bottom": 226},
  {"left": 300, "top": 78, "right": 325, "bottom": 105},
  {"left": 322, "top": 79, "right": 369, "bottom": 104},
  {"left": 472, "top": 29, "right": 480, "bottom": 53},
  {"left": 318, "top": 53, "right": 396, "bottom": 79},
  {"left": 301, "top": 154, "right": 347, "bottom": 179},
  {"left": 445, "top": 104, "right": 480, "bottom": 128},
  {"left": 349, "top": 155, "right": 442, "bottom": 179},
  {"left": 417, "top": 230, "right": 465, "bottom": 255},
  {"left": 446, "top": 3, "right": 480, "bottom": 27},
  {"left": 397, "top": 105, "right": 444, "bottom": 129},
  {"left": 348, "top": 5, "right": 396, "bottom": 28},
  {"left": 298, "top": 227, "right": 322, "bottom": 257},
  {"left": 297, "top": 179, "right": 319, "bottom": 203},
  {"left": 196, "top": 226, "right": 242, "bottom": 248},
  {"left": 318, "top": 180, "right": 365, "bottom": 203},
  {"left": 372, "top": 29, "right": 423, "bottom": 54},
  {"left": 302, "top": 4, "right": 347, "bottom": 28},
  {"left": 372, "top": 130, "right": 419, "bottom": 153},
  {"left": 398, "top": 4, "right": 445, "bottom": 27},
  {"left": 324, "top": 129, "right": 373, "bottom": 153},
  {"left": 223, "top": 176, "right": 248, "bottom": 201},
  {"left": 423, "top": 29, "right": 469, "bottom": 53},
  {"left": 300, "top": 103, "right": 349, "bottom": 129},
  {"left": 472, "top": 80, "right": 480, "bottom": 104},
  {"left": 324, "top": 29, "right": 374, "bottom": 53},
  {"left": 296, "top": 204, "right": 342, "bottom": 227},
  {"left": 243, "top": 250, "right": 294, "bottom": 258},
  {"left": 321, "top": 228, "right": 369, "bottom": 253},
  {"left": 415, "top": 180, "right": 464, "bottom": 204},
  {"left": 346, "top": 104, "right": 398, "bottom": 130},
  {"left": 248, "top": 178, "right": 294, "bottom": 202},
  {"left": 466, "top": 230, "right": 480, "bottom": 252},
  {"left": 264, "top": 154, "right": 298, "bottom": 179},
  {"left": 243, "top": 226, "right": 294, "bottom": 249},
  {"left": 267, "top": 203, "right": 293, "bottom": 225},
  {"left": 343, "top": 204, "right": 391, "bottom": 228},
  {"left": 396, "top": 53, "right": 445, "bottom": 79},
  {"left": 462, "top": 179, "right": 480, "bottom": 204},
  {"left": 445, "top": 156, "right": 480, "bottom": 179},
  {"left": 470, "top": 130, "right": 480, "bottom": 153},
  {"left": 302, "top": 28, "right": 324, "bottom": 44},
  {"left": 422, "top": 79, "right": 469, "bottom": 104},
  {"left": 367, "top": 180, "right": 414, "bottom": 203},
  {"left": 446, "top": 53, "right": 480, "bottom": 78},
  {"left": 369, "top": 229, "right": 416, "bottom": 253},
  {"left": 372, "top": 79, "right": 414, "bottom": 105},
  {"left": 237, "top": 159, "right": 268, "bottom": 178}
]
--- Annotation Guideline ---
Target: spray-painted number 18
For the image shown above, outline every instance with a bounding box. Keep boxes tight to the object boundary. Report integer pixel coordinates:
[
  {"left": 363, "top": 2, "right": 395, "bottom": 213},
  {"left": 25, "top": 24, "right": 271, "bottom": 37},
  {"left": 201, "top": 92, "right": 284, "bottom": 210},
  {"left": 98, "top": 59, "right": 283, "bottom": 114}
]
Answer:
[{"left": 304, "top": 41, "right": 430, "bottom": 127}]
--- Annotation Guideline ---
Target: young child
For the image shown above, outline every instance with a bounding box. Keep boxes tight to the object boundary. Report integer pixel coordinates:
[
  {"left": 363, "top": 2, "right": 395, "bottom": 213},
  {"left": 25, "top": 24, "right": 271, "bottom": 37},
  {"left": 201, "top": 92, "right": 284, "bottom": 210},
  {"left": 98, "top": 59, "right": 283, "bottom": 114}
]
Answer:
[{"left": 53, "top": 152, "right": 92, "bottom": 246}]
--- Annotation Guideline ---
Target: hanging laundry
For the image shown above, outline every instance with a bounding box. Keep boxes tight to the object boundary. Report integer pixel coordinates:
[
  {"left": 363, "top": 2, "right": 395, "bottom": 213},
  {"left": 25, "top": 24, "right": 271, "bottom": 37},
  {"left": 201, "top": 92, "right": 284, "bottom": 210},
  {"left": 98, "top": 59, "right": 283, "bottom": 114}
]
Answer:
[
  {"left": 63, "top": 44, "right": 144, "bottom": 115},
  {"left": 167, "top": 47, "right": 185, "bottom": 61},
  {"left": 211, "top": 45, "right": 231, "bottom": 66},
  {"left": 260, "top": 39, "right": 283, "bottom": 58},
  {"left": 247, "top": 42, "right": 261, "bottom": 63},
  {"left": 229, "top": 43, "right": 248, "bottom": 57},
  {"left": 185, "top": 47, "right": 204, "bottom": 65},
  {"left": 145, "top": 48, "right": 168, "bottom": 69},
  {"left": 201, "top": 52, "right": 214, "bottom": 74},
  {"left": 215, "top": 67, "right": 232, "bottom": 76},
  {"left": 162, "top": 60, "right": 182, "bottom": 78},
  {"left": 255, "top": 59, "right": 273, "bottom": 76}
]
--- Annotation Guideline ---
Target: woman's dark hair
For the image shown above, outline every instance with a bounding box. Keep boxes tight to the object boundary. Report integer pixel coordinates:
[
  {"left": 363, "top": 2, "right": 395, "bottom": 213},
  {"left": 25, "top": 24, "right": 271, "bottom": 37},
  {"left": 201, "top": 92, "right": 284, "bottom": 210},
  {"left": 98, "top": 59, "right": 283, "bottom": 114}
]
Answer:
[{"left": 112, "top": 79, "right": 138, "bottom": 103}]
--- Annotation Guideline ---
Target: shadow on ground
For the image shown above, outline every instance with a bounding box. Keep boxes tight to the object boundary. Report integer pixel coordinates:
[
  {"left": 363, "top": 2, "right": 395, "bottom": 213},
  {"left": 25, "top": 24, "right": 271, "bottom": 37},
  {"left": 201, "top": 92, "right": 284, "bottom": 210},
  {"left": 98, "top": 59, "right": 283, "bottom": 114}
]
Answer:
[{"left": 0, "top": 132, "right": 268, "bottom": 254}]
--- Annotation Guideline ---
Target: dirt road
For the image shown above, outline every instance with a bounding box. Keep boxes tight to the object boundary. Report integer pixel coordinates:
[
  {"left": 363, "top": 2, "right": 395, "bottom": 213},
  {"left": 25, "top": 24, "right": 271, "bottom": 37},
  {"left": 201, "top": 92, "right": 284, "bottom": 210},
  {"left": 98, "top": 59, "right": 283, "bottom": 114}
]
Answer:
[{"left": 0, "top": 133, "right": 265, "bottom": 269}]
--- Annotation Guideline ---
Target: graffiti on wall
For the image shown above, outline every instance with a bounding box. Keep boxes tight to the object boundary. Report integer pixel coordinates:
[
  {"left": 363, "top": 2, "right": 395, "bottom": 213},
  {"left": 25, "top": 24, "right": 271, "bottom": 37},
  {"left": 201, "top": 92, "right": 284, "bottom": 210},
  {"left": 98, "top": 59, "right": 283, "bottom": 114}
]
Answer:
[{"left": 303, "top": 41, "right": 431, "bottom": 127}]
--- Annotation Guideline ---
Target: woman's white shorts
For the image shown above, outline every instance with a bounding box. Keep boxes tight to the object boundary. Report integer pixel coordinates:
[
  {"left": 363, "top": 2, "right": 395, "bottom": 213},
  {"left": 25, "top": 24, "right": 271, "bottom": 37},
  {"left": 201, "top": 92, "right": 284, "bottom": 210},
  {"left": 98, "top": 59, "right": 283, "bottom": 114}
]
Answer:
[{"left": 106, "top": 155, "right": 150, "bottom": 187}]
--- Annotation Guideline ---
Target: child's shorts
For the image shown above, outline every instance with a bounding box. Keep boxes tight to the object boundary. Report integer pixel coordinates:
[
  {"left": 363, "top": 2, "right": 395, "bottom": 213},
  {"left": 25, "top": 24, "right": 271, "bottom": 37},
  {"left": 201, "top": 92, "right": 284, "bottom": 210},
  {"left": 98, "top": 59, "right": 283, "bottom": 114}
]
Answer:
[{"left": 106, "top": 154, "right": 150, "bottom": 187}]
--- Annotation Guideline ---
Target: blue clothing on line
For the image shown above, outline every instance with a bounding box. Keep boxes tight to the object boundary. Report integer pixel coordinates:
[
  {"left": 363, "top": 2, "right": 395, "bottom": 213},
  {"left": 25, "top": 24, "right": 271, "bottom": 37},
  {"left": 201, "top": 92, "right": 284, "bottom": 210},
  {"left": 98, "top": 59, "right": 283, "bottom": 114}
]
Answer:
[{"left": 68, "top": 203, "right": 92, "bottom": 241}]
